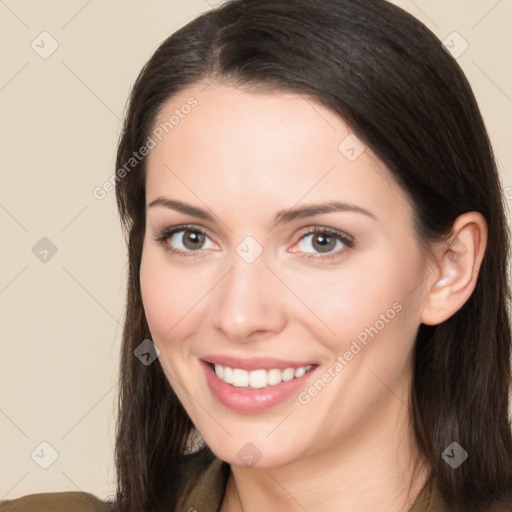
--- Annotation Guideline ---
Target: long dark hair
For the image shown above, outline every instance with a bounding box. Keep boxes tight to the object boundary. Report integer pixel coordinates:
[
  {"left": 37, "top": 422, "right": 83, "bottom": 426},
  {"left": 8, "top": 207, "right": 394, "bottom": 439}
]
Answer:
[{"left": 113, "top": 1, "right": 512, "bottom": 510}]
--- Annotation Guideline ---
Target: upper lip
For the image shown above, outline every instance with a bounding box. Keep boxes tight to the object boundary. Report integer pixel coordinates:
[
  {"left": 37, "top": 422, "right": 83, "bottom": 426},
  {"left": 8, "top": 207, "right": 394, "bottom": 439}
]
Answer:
[{"left": 201, "top": 354, "right": 317, "bottom": 371}]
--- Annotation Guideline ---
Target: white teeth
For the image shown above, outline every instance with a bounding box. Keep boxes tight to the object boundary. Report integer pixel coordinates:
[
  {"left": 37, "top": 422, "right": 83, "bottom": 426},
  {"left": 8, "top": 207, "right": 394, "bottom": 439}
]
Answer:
[
  {"left": 249, "top": 369, "right": 268, "bottom": 388},
  {"left": 213, "top": 363, "right": 313, "bottom": 388},
  {"left": 282, "top": 368, "right": 296, "bottom": 381},
  {"left": 294, "top": 366, "right": 306, "bottom": 378},
  {"left": 223, "top": 366, "right": 233, "bottom": 384},
  {"left": 232, "top": 369, "right": 249, "bottom": 387},
  {"left": 267, "top": 368, "right": 282, "bottom": 386}
]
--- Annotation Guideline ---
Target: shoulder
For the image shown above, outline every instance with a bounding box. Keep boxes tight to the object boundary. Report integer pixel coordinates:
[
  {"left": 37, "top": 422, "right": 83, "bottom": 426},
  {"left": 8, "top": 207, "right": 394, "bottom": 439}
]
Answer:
[{"left": 0, "top": 491, "right": 112, "bottom": 512}]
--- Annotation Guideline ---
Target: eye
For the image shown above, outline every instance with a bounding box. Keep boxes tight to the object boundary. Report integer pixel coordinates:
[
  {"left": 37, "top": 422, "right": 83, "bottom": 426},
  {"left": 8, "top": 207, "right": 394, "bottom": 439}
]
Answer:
[
  {"left": 291, "top": 227, "right": 354, "bottom": 260},
  {"left": 154, "top": 224, "right": 354, "bottom": 261},
  {"left": 154, "top": 225, "right": 217, "bottom": 258}
]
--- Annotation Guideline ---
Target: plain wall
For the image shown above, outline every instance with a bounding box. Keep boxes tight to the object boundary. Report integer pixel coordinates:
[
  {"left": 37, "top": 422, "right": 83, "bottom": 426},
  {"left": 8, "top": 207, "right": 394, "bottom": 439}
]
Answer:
[{"left": 1, "top": 0, "right": 511, "bottom": 501}]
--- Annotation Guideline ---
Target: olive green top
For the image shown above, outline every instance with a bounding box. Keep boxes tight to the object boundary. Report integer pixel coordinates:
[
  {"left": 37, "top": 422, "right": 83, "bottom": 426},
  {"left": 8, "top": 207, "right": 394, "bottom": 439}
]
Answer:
[
  {"left": 0, "top": 491, "right": 111, "bottom": 512},
  {"left": 2, "top": 454, "right": 511, "bottom": 511}
]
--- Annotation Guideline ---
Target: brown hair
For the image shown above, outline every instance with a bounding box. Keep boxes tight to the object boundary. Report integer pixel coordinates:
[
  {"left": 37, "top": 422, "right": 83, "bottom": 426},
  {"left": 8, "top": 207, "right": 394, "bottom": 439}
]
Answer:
[{"left": 114, "top": 1, "right": 512, "bottom": 510}]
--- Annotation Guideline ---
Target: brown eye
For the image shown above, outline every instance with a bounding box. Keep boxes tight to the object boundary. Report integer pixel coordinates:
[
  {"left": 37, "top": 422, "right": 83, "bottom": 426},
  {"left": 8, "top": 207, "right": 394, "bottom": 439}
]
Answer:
[
  {"left": 310, "top": 233, "right": 337, "bottom": 253},
  {"left": 155, "top": 225, "right": 217, "bottom": 257},
  {"left": 294, "top": 227, "right": 354, "bottom": 259},
  {"left": 180, "top": 230, "right": 206, "bottom": 250}
]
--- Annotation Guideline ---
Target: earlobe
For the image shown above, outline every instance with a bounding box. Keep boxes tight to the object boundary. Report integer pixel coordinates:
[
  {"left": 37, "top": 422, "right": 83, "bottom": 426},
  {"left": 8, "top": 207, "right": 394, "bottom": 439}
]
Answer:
[{"left": 420, "top": 212, "right": 488, "bottom": 326}]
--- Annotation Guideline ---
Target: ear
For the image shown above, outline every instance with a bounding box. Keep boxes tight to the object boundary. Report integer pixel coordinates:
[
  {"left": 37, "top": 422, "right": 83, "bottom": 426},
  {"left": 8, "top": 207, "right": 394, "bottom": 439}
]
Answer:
[{"left": 420, "top": 211, "right": 488, "bottom": 326}]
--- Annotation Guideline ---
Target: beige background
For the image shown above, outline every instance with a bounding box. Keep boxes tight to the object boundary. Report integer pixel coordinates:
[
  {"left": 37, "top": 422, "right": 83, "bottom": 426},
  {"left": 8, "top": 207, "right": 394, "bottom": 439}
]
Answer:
[{"left": 1, "top": 0, "right": 511, "bottom": 501}]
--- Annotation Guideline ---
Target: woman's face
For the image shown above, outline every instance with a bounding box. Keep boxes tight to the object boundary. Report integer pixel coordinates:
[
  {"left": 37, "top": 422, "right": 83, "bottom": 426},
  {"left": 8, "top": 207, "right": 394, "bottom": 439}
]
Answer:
[{"left": 140, "top": 82, "right": 431, "bottom": 467}]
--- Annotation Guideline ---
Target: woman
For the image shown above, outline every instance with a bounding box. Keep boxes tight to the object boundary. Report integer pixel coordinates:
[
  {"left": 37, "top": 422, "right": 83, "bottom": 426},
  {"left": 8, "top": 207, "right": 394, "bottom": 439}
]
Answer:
[{"left": 2, "top": 0, "right": 511, "bottom": 511}]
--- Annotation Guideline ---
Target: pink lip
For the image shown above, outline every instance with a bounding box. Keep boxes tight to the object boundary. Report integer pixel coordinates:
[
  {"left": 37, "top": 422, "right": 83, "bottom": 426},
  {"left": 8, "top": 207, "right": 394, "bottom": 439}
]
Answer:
[
  {"left": 201, "top": 354, "right": 317, "bottom": 371},
  {"left": 200, "top": 359, "right": 319, "bottom": 414}
]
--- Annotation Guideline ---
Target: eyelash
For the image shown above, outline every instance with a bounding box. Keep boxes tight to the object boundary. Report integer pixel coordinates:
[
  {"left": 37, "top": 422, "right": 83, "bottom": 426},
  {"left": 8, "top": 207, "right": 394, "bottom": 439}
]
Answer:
[{"left": 153, "top": 224, "right": 355, "bottom": 261}]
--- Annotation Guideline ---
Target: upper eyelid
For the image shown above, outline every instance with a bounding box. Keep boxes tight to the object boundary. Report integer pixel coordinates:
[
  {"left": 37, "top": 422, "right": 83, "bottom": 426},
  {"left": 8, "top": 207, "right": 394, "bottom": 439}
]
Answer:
[{"left": 157, "top": 224, "right": 218, "bottom": 244}]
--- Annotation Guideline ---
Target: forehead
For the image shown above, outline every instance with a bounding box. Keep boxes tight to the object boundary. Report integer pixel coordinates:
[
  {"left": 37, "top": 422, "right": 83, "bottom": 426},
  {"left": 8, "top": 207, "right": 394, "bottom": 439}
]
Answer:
[
  {"left": 145, "top": 82, "right": 414, "bottom": 231},
  {"left": 149, "top": 82, "right": 348, "bottom": 162}
]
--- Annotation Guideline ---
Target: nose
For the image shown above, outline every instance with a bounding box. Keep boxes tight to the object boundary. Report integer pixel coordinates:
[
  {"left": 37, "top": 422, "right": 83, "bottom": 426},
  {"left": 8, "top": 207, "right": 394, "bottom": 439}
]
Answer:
[{"left": 211, "top": 251, "right": 288, "bottom": 342}]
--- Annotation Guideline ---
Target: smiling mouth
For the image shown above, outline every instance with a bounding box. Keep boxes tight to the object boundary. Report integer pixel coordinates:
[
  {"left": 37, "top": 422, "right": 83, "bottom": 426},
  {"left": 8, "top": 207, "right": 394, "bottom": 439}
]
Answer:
[{"left": 207, "top": 362, "right": 317, "bottom": 389}]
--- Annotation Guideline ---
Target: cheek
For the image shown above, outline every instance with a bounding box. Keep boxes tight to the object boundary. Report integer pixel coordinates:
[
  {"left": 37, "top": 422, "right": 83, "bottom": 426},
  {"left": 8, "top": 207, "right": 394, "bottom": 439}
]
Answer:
[
  {"left": 140, "top": 247, "right": 184, "bottom": 341},
  {"left": 289, "top": 250, "right": 421, "bottom": 364},
  {"left": 139, "top": 245, "right": 214, "bottom": 347},
  {"left": 140, "top": 251, "right": 165, "bottom": 328},
  {"left": 293, "top": 262, "right": 403, "bottom": 333}
]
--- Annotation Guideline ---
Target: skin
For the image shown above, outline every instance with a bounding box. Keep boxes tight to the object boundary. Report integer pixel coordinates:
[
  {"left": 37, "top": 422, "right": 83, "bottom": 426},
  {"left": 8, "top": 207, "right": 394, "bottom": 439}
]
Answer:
[{"left": 140, "top": 82, "right": 487, "bottom": 512}]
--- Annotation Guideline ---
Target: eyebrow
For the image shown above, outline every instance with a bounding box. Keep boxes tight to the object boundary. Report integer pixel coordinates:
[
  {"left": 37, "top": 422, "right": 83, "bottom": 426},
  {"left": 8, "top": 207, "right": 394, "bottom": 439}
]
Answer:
[{"left": 147, "top": 197, "right": 377, "bottom": 227}]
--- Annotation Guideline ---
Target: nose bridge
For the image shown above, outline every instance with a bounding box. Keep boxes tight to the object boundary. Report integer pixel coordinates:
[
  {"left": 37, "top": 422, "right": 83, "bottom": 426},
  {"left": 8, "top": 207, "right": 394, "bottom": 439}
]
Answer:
[{"left": 211, "top": 245, "right": 286, "bottom": 340}]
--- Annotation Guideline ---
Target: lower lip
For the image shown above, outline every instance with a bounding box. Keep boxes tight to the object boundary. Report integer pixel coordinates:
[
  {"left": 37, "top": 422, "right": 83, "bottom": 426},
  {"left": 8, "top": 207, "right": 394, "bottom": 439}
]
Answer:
[{"left": 201, "top": 360, "right": 318, "bottom": 414}]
